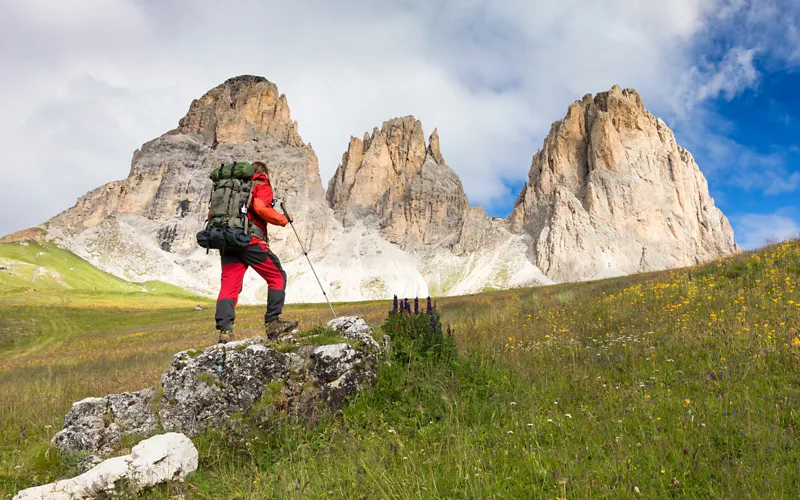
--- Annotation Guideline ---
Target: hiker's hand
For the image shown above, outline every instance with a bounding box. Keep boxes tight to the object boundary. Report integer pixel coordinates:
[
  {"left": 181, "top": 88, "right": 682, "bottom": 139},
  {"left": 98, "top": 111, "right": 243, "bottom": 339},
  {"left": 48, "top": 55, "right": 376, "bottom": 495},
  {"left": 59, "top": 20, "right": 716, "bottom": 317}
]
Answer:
[{"left": 280, "top": 201, "right": 294, "bottom": 223}]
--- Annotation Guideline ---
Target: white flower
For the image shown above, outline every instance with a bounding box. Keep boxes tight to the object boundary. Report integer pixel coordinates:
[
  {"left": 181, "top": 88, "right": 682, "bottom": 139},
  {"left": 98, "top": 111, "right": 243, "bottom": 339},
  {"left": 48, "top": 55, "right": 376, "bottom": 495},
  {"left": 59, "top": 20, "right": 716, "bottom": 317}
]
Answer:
[
  {"left": 507, "top": 430, "right": 514, "bottom": 434},
  {"left": 553, "top": 401, "right": 559, "bottom": 405},
  {"left": 388, "top": 428, "right": 397, "bottom": 434},
  {"left": 510, "top": 401, "right": 517, "bottom": 406},
  {"left": 617, "top": 420, "right": 622, "bottom": 424},
  {"left": 403, "top": 456, "right": 408, "bottom": 460},
  {"left": 565, "top": 413, "right": 572, "bottom": 418},
  {"left": 547, "top": 419, "right": 554, "bottom": 423},
  {"left": 527, "top": 423, "right": 534, "bottom": 427}
]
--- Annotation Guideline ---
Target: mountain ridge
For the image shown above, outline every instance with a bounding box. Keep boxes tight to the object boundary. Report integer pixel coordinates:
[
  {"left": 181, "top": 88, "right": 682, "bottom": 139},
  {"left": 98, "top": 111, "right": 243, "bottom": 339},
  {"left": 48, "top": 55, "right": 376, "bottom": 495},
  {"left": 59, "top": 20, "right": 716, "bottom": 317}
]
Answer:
[{"left": 6, "top": 76, "right": 736, "bottom": 302}]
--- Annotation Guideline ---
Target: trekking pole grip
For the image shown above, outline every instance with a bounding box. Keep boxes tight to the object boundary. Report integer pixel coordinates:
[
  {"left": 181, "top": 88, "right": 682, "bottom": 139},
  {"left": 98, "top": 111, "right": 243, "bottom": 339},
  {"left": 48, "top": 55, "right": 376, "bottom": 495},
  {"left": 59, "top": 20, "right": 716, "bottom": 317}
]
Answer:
[{"left": 280, "top": 201, "right": 294, "bottom": 223}]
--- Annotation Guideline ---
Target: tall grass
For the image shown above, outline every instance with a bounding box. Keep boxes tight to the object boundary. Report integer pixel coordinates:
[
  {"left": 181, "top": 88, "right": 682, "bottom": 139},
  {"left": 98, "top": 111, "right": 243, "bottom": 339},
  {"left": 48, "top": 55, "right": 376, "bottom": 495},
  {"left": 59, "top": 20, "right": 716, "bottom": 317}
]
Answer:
[{"left": 1, "top": 240, "right": 799, "bottom": 498}]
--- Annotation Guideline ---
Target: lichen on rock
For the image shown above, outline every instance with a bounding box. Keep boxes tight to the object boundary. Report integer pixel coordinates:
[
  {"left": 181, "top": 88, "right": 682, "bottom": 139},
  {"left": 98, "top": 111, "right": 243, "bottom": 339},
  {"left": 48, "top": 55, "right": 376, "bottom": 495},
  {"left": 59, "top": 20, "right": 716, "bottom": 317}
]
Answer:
[{"left": 50, "top": 317, "right": 382, "bottom": 456}]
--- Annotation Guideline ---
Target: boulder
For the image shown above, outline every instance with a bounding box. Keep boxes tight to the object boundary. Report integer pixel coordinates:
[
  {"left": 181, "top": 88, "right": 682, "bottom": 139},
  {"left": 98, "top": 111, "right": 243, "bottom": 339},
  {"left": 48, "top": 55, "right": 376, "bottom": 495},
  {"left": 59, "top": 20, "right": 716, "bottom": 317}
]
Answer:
[
  {"left": 51, "top": 317, "right": 380, "bottom": 455},
  {"left": 14, "top": 433, "right": 197, "bottom": 500},
  {"left": 52, "top": 389, "right": 156, "bottom": 455},
  {"left": 327, "top": 316, "right": 381, "bottom": 352}
]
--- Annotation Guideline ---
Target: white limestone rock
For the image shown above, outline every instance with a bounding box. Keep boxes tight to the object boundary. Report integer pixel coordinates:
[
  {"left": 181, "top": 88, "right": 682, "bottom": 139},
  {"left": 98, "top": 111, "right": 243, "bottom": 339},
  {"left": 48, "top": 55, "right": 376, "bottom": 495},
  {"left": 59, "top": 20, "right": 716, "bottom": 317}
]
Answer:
[
  {"left": 509, "top": 85, "right": 737, "bottom": 281},
  {"left": 14, "top": 433, "right": 198, "bottom": 500}
]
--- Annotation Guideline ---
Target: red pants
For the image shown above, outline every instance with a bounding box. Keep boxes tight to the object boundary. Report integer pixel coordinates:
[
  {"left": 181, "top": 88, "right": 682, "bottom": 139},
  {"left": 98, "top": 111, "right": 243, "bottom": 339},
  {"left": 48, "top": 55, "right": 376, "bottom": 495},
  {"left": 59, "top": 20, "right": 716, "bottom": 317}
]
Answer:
[{"left": 215, "top": 240, "right": 287, "bottom": 331}]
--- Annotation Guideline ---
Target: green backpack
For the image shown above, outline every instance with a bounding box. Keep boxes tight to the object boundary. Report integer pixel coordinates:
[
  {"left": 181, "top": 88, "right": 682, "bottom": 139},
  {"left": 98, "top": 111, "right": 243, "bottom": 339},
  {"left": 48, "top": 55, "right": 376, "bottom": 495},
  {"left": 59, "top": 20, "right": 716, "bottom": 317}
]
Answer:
[{"left": 196, "top": 162, "right": 260, "bottom": 251}]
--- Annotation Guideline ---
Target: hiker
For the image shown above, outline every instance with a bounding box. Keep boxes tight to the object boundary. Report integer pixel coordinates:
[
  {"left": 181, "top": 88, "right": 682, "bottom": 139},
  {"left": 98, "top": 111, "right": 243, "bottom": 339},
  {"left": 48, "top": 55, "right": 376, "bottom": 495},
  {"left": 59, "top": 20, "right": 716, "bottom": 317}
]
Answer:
[{"left": 213, "top": 162, "right": 298, "bottom": 342}]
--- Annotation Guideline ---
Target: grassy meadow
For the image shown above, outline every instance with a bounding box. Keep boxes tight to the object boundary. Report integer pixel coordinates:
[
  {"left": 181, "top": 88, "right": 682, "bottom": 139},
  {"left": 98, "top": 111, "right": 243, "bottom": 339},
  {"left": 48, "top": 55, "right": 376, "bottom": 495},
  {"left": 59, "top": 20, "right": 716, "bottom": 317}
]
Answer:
[{"left": 1, "top": 239, "right": 800, "bottom": 498}]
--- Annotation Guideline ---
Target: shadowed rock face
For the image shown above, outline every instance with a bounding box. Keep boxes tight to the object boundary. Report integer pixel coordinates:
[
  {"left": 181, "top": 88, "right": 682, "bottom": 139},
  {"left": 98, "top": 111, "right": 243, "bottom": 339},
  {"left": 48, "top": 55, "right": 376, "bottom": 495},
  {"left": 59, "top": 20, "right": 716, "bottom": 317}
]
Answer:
[
  {"left": 508, "top": 85, "right": 737, "bottom": 282},
  {"left": 50, "top": 317, "right": 381, "bottom": 455}
]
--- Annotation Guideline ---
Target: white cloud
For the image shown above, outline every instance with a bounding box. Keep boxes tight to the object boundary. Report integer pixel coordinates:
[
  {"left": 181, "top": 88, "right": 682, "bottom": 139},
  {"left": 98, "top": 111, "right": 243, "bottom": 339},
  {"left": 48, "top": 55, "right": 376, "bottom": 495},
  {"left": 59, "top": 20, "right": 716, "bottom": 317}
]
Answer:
[
  {"left": 0, "top": 0, "right": 795, "bottom": 237},
  {"left": 732, "top": 211, "right": 800, "bottom": 249}
]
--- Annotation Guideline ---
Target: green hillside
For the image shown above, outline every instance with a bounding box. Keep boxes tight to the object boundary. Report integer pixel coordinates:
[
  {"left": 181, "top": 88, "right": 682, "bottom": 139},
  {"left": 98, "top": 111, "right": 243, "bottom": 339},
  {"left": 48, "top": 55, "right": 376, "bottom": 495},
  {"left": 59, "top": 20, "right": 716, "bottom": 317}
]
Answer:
[
  {"left": 0, "top": 239, "right": 197, "bottom": 297},
  {"left": 1, "top": 240, "right": 799, "bottom": 498}
]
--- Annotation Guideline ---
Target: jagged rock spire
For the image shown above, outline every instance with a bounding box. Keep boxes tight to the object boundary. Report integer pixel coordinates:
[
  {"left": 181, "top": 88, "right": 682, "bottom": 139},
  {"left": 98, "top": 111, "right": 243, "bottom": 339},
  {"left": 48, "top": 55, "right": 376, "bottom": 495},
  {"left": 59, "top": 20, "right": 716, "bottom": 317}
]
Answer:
[
  {"left": 178, "top": 75, "right": 304, "bottom": 147},
  {"left": 327, "top": 116, "right": 476, "bottom": 250}
]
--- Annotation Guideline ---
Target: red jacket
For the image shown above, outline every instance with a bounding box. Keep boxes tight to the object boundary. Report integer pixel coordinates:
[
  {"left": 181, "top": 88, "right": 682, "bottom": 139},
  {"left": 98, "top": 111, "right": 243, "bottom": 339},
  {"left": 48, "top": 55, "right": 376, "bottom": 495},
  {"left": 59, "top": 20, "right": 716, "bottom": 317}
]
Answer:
[{"left": 247, "top": 173, "right": 288, "bottom": 243}]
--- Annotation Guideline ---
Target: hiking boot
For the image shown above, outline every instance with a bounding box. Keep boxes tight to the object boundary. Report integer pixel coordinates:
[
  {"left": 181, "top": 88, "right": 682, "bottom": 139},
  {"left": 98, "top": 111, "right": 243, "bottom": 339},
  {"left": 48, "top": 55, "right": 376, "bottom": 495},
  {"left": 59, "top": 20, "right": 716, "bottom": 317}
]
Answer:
[
  {"left": 265, "top": 318, "right": 299, "bottom": 340},
  {"left": 217, "top": 329, "right": 235, "bottom": 344}
]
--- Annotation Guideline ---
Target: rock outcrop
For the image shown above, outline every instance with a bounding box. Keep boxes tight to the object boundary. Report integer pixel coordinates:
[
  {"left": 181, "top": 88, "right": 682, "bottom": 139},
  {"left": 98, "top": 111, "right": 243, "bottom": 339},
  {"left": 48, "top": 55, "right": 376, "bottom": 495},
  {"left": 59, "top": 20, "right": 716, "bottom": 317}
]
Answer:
[
  {"left": 15, "top": 433, "right": 198, "bottom": 500},
  {"left": 51, "top": 317, "right": 381, "bottom": 455},
  {"left": 327, "top": 117, "right": 477, "bottom": 252},
  {"left": 509, "top": 85, "right": 737, "bottom": 281}
]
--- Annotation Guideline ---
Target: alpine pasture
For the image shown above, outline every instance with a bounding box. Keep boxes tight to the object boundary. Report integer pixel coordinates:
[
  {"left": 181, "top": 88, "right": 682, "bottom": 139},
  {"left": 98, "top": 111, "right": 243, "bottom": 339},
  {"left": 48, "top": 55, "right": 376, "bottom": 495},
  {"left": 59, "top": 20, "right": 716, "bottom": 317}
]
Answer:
[{"left": 1, "top": 239, "right": 799, "bottom": 498}]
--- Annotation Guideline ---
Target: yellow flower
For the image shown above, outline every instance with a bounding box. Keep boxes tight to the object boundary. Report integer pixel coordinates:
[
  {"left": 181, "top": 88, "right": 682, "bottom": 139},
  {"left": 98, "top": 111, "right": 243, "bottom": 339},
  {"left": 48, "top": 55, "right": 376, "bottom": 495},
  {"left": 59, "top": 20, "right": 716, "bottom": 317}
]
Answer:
[
  {"left": 793, "top": 337, "right": 800, "bottom": 348},
  {"left": 684, "top": 398, "right": 691, "bottom": 405}
]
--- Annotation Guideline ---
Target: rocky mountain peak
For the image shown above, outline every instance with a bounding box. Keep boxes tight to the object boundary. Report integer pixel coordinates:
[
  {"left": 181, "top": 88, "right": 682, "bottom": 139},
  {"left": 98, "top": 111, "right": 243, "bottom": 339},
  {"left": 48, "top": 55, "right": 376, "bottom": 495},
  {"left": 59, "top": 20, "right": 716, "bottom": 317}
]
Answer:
[
  {"left": 177, "top": 75, "right": 304, "bottom": 147},
  {"left": 43, "top": 75, "right": 332, "bottom": 293},
  {"left": 327, "top": 116, "right": 475, "bottom": 250},
  {"left": 509, "top": 85, "right": 737, "bottom": 282}
]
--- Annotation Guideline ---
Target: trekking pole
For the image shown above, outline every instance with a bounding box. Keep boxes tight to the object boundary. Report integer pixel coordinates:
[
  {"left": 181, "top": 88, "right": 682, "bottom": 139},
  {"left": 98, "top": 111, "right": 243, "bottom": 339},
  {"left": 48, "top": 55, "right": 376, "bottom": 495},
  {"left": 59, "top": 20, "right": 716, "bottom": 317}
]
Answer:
[{"left": 281, "top": 202, "right": 337, "bottom": 319}]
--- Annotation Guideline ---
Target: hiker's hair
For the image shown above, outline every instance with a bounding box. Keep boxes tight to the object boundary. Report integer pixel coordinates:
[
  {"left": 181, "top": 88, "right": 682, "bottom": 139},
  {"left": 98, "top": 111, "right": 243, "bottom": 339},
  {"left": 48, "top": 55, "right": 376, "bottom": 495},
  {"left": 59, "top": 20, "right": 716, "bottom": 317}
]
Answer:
[{"left": 252, "top": 162, "right": 268, "bottom": 175}]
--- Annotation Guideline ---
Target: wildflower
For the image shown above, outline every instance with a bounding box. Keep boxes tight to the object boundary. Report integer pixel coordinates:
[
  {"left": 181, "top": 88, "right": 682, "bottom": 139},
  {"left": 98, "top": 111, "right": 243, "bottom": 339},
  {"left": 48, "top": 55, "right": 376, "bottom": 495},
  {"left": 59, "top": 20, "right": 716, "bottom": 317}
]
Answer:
[
  {"left": 793, "top": 337, "right": 800, "bottom": 348},
  {"left": 507, "top": 430, "right": 514, "bottom": 434},
  {"left": 527, "top": 423, "right": 534, "bottom": 427},
  {"left": 547, "top": 419, "right": 554, "bottom": 423},
  {"left": 565, "top": 413, "right": 572, "bottom": 418},
  {"left": 388, "top": 428, "right": 397, "bottom": 434},
  {"left": 683, "top": 398, "right": 691, "bottom": 405},
  {"left": 510, "top": 401, "right": 517, "bottom": 406}
]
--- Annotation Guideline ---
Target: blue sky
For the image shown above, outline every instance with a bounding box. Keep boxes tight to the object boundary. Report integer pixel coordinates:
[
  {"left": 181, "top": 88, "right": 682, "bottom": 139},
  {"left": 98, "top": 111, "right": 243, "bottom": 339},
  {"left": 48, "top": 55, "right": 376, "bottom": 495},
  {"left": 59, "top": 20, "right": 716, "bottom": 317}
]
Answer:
[
  {"left": 690, "top": 68, "right": 800, "bottom": 248},
  {"left": 0, "top": 0, "right": 798, "bottom": 249}
]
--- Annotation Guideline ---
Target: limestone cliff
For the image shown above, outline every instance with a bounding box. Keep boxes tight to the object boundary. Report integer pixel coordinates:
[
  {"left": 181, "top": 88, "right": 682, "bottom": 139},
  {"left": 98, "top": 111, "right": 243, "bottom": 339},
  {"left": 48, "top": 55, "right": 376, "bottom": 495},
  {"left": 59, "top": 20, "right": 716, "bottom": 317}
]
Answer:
[
  {"left": 508, "top": 85, "right": 737, "bottom": 281},
  {"left": 327, "top": 117, "right": 478, "bottom": 252}
]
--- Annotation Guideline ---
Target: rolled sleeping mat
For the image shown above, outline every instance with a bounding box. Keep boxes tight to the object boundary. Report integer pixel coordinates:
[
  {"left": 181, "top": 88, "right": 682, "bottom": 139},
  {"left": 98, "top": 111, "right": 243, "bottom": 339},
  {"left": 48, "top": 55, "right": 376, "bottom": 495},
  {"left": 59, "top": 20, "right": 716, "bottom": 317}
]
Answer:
[{"left": 210, "top": 162, "right": 255, "bottom": 181}]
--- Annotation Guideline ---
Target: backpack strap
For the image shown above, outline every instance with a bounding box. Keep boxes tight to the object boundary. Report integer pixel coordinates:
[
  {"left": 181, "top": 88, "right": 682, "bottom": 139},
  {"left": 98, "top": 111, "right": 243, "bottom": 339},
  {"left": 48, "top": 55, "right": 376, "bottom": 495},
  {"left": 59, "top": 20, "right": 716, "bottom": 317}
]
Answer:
[{"left": 243, "top": 181, "right": 256, "bottom": 235}]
